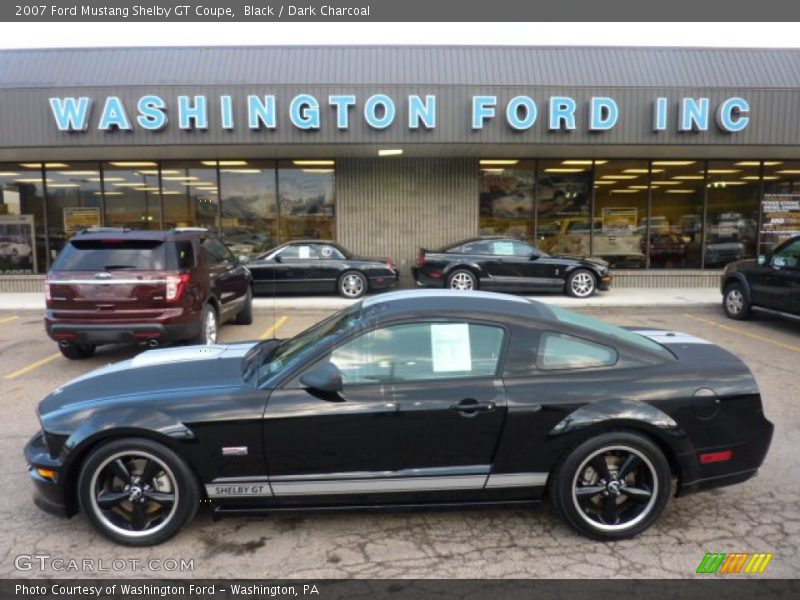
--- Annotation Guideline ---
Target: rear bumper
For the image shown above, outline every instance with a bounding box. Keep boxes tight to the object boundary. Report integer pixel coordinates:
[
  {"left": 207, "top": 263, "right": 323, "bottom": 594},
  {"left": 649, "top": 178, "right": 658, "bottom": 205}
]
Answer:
[
  {"left": 24, "top": 432, "right": 71, "bottom": 518},
  {"left": 368, "top": 270, "right": 400, "bottom": 290},
  {"left": 411, "top": 267, "right": 443, "bottom": 288},
  {"left": 676, "top": 413, "right": 774, "bottom": 496},
  {"left": 45, "top": 317, "right": 200, "bottom": 345}
]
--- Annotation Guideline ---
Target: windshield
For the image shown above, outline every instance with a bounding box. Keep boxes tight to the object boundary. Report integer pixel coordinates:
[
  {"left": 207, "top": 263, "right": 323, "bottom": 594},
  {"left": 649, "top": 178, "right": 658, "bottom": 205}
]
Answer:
[
  {"left": 548, "top": 305, "right": 674, "bottom": 359},
  {"left": 258, "top": 307, "right": 362, "bottom": 384}
]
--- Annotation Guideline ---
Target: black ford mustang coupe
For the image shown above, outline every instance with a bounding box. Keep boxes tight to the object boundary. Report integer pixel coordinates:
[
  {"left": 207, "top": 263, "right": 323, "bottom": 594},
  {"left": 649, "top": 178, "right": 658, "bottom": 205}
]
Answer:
[
  {"left": 247, "top": 240, "right": 399, "bottom": 298},
  {"left": 25, "top": 291, "right": 772, "bottom": 545},
  {"left": 413, "top": 237, "right": 612, "bottom": 297}
]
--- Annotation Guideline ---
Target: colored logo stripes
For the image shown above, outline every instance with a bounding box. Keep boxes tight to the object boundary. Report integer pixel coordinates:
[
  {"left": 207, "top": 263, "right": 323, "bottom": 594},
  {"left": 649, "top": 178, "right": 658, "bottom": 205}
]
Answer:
[{"left": 696, "top": 552, "right": 773, "bottom": 574}]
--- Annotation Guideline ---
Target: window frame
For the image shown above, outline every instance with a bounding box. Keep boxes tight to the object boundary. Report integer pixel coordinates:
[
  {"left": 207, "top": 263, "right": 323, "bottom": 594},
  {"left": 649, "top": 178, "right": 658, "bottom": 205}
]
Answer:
[{"left": 282, "top": 317, "right": 511, "bottom": 390}]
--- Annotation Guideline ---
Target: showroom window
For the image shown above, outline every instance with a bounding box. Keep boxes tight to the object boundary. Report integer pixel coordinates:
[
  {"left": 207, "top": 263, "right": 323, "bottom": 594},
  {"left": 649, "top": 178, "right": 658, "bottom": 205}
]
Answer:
[
  {"left": 479, "top": 159, "right": 535, "bottom": 238},
  {"left": 535, "top": 160, "right": 593, "bottom": 256},
  {"left": 760, "top": 160, "right": 800, "bottom": 254},
  {"left": 648, "top": 160, "right": 705, "bottom": 269},
  {"left": 277, "top": 160, "right": 335, "bottom": 242},
  {"left": 593, "top": 160, "right": 648, "bottom": 269},
  {"left": 102, "top": 161, "right": 162, "bottom": 229},
  {"left": 218, "top": 160, "right": 278, "bottom": 258},
  {"left": 161, "top": 161, "right": 220, "bottom": 230},
  {"left": 44, "top": 162, "right": 103, "bottom": 260},
  {"left": 705, "top": 161, "right": 760, "bottom": 268},
  {"left": 0, "top": 163, "right": 46, "bottom": 273}
]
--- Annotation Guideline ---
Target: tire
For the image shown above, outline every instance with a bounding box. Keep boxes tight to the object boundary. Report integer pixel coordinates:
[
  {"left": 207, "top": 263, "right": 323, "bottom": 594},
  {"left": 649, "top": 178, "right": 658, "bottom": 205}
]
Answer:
[
  {"left": 338, "top": 271, "right": 368, "bottom": 299},
  {"left": 723, "top": 283, "right": 752, "bottom": 320},
  {"left": 190, "top": 303, "right": 218, "bottom": 345},
  {"left": 447, "top": 269, "right": 478, "bottom": 291},
  {"left": 58, "top": 342, "right": 96, "bottom": 360},
  {"left": 235, "top": 287, "right": 253, "bottom": 325},
  {"left": 548, "top": 431, "right": 672, "bottom": 541},
  {"left": 77, "top": 437, "right": 199, "bottom": 546},
  {"left": 566, "top": 269, "right": 596, "bottom": 298}
]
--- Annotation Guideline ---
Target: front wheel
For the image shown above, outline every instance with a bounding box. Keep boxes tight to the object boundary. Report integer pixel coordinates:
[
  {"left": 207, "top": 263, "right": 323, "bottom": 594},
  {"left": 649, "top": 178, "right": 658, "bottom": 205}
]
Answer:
[
  {"left": 447, "top": 269, "right": 478, "bottom": 291},
  {"left": 723, "top": 283, "right": 752, "bottom": 320},
  {"left": 77, "top": 438, "right": 199, "bottom": 546},
  {"left": 549, "top": 431, "right": 672, "bottom": 540},
  {"left": 566, "top": 269, "right": 596, "bottom": 298},
  {"left": 338, "top": 271, "right": 368, "bottom": 299}
]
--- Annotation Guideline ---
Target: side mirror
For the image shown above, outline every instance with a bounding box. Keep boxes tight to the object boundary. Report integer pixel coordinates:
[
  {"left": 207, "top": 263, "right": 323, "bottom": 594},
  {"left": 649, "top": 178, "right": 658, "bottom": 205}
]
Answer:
[
  {"left": 758, "top": 255, "right": 767, "bottom": 266},
  {"left": 238, "top": 255, "right": 250, "bottom": 264},
  {"left": 529, "top": 253, "right": 539, "bottom": 260},
  {"left": 299, "top": 362, "right": 343, "bottom": 394},
  {"left": 274, "top": 254, "right": 283, "bottom": 263}
]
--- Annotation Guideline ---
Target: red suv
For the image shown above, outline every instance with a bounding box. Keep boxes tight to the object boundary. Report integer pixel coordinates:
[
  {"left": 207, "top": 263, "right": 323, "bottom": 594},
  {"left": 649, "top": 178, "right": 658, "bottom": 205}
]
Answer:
[{"left": 45, "top": 228, "right": 253, "bottom": 359}]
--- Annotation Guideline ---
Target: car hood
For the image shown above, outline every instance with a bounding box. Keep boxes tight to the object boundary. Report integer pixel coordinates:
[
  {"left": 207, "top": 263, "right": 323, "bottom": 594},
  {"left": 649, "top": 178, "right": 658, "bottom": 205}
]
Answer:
[{"left": 39, "top": 342, "right": 258, "bottom": 417}]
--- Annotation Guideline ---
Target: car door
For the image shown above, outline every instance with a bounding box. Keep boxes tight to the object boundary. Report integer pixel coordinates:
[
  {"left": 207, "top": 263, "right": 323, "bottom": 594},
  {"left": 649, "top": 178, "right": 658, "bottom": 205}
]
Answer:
[
  {"left": 281, "top": 243, "right": 325, "bottom": 292},
  {"left": 262, "top": 319, "right": 508, "bottom": 503},
  {"left": 505, "top": 240, "right": 561, "bottom": 289},
  {"left": 200, "top": 236, "right": 247, "bottom": 321},
  {"left": 751, "top": 239, "right": 800, "bottom": 311}
]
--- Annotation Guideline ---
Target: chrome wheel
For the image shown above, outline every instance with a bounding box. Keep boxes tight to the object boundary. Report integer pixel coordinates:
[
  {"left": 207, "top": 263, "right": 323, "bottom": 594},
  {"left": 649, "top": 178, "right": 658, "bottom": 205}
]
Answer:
[
  {"left": 340, "top": 273, "right": 366, "bottom": 298},
  {"left": 204, "top": 308, "right": 217, "bottom": 345},
  {"left": 571, "top": 445, "right": 658, "bottom": 532},
  {"left": 569, "top": 271, "right": 595, "bottom": 297},
  {"left": 449, "top": 271, "right": 475, "bottom": 291},
  {"left": 88, "top": 451, "right": 179, "bottom": 539},
  {"left": 725, "top": 288, "right": 744, "bottom": 315}
]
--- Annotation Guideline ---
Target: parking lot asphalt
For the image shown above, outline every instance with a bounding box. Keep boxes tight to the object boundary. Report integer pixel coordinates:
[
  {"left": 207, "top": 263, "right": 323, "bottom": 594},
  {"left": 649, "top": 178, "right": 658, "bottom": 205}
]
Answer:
[{"left": 0, "top": 304, "right": 798, "bottom": 579}]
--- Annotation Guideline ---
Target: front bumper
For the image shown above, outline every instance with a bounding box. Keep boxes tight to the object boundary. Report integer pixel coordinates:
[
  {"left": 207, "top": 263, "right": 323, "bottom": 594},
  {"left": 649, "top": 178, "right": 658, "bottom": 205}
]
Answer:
[
  {"left": 597, "top": 274, "right": 613, "bottom": 291},
  {"left": 24, "top": 432, "right": 71, "bottom": 518},
  {"left": 45, "top": 319, "right": 200, "bottom": 346}
]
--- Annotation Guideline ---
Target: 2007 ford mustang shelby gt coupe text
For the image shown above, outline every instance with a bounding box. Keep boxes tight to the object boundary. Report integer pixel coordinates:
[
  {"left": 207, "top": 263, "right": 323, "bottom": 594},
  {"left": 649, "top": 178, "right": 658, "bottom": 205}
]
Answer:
[{"left": 25, "top": 290, "right": 773, "bottom": 545}]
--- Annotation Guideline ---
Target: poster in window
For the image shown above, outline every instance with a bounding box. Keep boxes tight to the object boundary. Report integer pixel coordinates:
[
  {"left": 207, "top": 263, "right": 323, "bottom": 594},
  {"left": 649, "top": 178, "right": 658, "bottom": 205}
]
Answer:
[
  {"left": 760, "top": 194, "right": 800, "bottom": 251},
  {"left": 0, "top": 214, "right": 36, "bottom": 274},
  {"left": 63, "top": 207, "right": 101, "bottom": 235},
  {"left": 430, "top": 323, "right": 472, "bottom": 372}
]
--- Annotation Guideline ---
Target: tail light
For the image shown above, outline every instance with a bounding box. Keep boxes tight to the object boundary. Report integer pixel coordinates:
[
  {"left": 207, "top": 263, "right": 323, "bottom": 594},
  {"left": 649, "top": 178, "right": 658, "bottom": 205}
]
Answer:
[
  {"left": 166, "top": 272, "right": 191, "bottom": 302},
  {"left": 386, "top": 258, "right": 395, "bottom": 270},
  {"left": 44, "top": 275, "right": 51, "bottom": 302},
  {"left": 416, "top": 250, "right": 426, "bottom": 267}
]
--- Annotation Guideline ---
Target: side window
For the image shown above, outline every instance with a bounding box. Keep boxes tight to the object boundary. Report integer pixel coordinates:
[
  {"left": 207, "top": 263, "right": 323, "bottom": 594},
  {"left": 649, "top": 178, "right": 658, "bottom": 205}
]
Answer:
[
  {"left": 319, "top": 245, "right": 345, "bottom": 260},
  {"left": 201, "top": 238, "right": 225, "bottom": 268},
  {"left": 280, "top": 244, "right": 320, "bottom": 260},
  {"left": 773, "top": 240, "right": 800, "bottom": 268},
  {"left": 457, "top": 241, "right": 492, "bottom": 255},
  {"left": 491, "top": 240, "right": 516, "bottom": 256},
  {"left": 329, "top": 322, "right": 505, "bottom": 385},
  {"left": 538, "top": 332, "right": 617, "bottom": 370},
  {"left": 171, "top": 241, "right": 195, "bottom": 270},
  {"left": 511, "top": 240, "right": 535, "bottom": 256}
]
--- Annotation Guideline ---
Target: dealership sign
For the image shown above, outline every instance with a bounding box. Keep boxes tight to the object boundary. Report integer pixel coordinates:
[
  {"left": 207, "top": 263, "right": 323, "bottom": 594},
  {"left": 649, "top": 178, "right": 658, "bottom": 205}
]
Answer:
[{"left": 48, "top": 93, "right": 750, "bottom": 134}]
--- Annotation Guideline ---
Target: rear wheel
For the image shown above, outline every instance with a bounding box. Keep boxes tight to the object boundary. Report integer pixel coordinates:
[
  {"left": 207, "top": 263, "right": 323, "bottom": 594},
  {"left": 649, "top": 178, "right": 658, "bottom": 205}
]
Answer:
[
  {"left": 447, "top": 269, "right": 478, "bottom": 291},
  {"left": 723, "top": 283, "right": 752, "bottom": 320},
  {"left": 338, "top": 271, "right": 368, "bottom": 299},
  {"left": 549, "top": 431, "right": 671, "bottom": 540},
  {"left": 235, "top": 287, "right": 253, "bottom": 325},
  {"left": 190, "top": 304, "right": 218, "bottom": 345},
  {"left": 77, "top": 437, "right": 199, "bottom": 546},
  {"left": 58, "top": 342, "right": 96, "bottom": 360}
]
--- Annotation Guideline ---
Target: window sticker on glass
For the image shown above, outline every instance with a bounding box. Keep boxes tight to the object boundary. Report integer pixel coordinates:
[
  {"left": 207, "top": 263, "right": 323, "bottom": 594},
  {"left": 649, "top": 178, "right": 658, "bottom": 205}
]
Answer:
[
  {"left": 298, "top": 245, "right": 311, "bottom": 259},
  {"left": 321, "top": 246, "right": 333, "bottom": 258},
  {"left": 493, "top": 241, "right": 515, "bottom": 256},
  {"left": 430, "top": 323, "right": 472, "bottom": 372}
]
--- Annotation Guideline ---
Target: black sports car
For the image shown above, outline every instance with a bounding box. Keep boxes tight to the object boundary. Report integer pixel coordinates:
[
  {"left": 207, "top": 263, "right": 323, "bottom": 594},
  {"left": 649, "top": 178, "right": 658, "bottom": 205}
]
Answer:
[
  {"left": 247, "top": 240, "right": 399, "bottom": 298},
  {"left": 412, "top": 236, "right": 612, "bottom": 297},
  {"left": 25, "top": 290, "right": 772, "bottom": 546}
]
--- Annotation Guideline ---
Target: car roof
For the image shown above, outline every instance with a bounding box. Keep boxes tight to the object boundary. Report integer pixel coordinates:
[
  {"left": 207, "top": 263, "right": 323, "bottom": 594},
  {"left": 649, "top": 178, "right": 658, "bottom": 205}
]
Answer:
[
  {"left": 439, "top": 236, "right": 515, "bottom": 250},
  {"left": 360, "top": 290, "right": 552, "bottom": 321},
  {"left": 69, "top": 228, "right": 207, "bottom": 242}
]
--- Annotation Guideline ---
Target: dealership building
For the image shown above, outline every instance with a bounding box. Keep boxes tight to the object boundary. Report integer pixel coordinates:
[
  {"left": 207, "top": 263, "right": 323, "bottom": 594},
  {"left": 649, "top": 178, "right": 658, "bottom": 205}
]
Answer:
[{"left": 2, "top": 45, "right": 800, "bottom": 290}]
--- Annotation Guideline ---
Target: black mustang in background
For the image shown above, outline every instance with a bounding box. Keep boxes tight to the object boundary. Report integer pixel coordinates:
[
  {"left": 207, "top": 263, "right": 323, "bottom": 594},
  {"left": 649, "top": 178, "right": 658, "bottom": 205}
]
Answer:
[
  {"left": 25, "top": 290, "right": 772, "bottom": 546},
  {"left": 412, "top": 236, "right": 612, "bottom": 298},
  {"left": 246, "top": 240, "right": 399, "bottom": 298}
]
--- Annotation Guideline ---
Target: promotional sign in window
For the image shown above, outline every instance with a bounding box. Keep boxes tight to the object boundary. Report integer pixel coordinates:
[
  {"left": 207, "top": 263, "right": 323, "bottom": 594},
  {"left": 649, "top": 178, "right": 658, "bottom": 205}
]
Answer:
[
  {"left": 63, "top": 206, "right": 101, "bottom": 235},
  {"left": 760, "top": 194, "right": 800, "bottom": 252},
  {"left": 430, "top": 323, "right": 472, "bottom": 373},
  {"left": 0, "top": 214, "right": 36, "bottom": 274}
]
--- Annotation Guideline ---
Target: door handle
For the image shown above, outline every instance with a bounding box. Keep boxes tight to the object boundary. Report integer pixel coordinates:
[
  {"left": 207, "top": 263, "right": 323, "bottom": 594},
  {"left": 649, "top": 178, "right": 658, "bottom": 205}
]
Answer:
[{"left": 449, "top": 398, "right": 496, "bottom": 417}]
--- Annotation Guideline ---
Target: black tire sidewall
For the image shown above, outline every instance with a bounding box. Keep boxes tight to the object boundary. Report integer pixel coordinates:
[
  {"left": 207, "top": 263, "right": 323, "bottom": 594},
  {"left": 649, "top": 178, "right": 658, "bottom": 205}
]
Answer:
[
  {"left": 566, "top": 269, "right": 596, "bottom": 298},
  {"left": 549, "top": 431, "right": 672, "bottom": 541},
  {"left": 59, "top": 343, "right": 96, "bottom": 360},
  {"left": 338, "top": 271, "right": 367, "bottom": 298},
  {"left": 77, "top": 437, "right": 199, "bottom": 546},
  {"left": 192, "top": 303, "right": 217, "bottom": 344},
  {"left": 236, "top": 287, "right": 254, "bottom": 325},
  {"left": 447, "top": 269, "right": 478, "bottom": 290}
]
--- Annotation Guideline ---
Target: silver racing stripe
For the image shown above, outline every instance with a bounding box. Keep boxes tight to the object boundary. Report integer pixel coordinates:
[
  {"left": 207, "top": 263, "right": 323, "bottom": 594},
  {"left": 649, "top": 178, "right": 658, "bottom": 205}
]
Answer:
[
  {"left": 633, "top": 329, "right": 713, "bottom": 345},
  {"left": 485, "top": 472, "right": 549, "bottom": 488}
]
